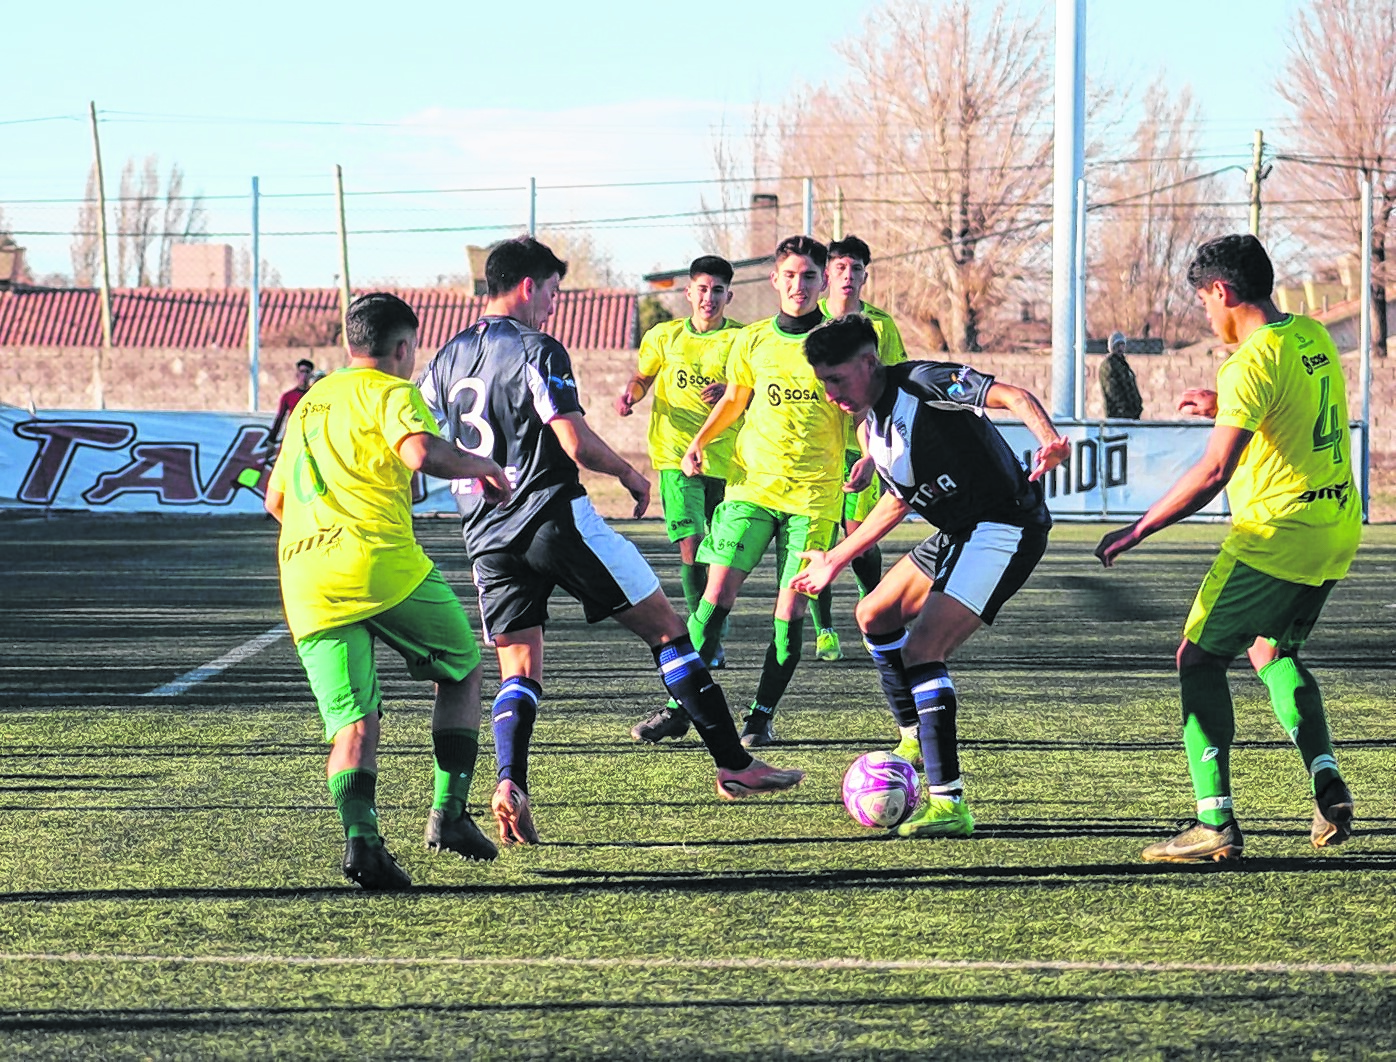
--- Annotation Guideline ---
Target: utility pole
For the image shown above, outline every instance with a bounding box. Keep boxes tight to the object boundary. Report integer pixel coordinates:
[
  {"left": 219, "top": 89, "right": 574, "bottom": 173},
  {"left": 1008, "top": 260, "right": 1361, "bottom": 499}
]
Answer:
[
  {"left": 87, "top": 102, "right": 114, "bottom": 357},
  {"left": 1247, "top": 130, "right": 1271, "bottom": 238},
  {"left": 334, "top": 165, "right": 351, "bottom": 352}
]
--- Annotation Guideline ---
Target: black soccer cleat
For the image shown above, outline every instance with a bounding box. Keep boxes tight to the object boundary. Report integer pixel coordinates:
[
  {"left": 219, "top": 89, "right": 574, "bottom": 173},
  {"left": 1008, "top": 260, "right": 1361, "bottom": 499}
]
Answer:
[
  {"left": 630, "top": 704, "right": 691, "bottom": 743},
  {"left": 342, "top": 836, "right": 413, "bottom": 890},
  {"left": 739, "top": 710, "right": 777, "bottom": 748},
  {"left": 424, "top": 808, "right": 499, "bottom": 861},
  {"left": 1311, "top": 777, "right": 1355, "bottom": 849}
]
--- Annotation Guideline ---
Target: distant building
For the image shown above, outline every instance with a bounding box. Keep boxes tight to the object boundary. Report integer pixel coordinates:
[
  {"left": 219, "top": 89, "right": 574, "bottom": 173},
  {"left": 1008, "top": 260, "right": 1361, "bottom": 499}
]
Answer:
[{"left": 169, "top": 243, "right": 234, "bottom": 290}]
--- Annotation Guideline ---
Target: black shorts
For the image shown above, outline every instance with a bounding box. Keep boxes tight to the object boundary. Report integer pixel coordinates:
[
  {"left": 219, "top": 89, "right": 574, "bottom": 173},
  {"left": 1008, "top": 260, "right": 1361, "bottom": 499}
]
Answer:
[
  {"left": 907, "top": 521, "right": 1048, "bottom": 625},
  {"left": 469, "top": 495, "right": 661, "bottom": 643}
]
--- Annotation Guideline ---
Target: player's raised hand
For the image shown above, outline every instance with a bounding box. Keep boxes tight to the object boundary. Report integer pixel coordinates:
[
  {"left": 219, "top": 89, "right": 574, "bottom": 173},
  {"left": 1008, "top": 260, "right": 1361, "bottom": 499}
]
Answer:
[
  {"left": 791, "top": 550, "right": 837, "bottom": 596},
  {"left": 619, "top": 467, "right": 651, "bottom": 518},
  {"left": 680, "top": 442, "right": 704, "bottom": 478},
  {"left": 844, "top": 455, "right": 876, "bottom": 493},
  {"left": 1177, "top": 388, "right": 1218, "bottom": 419},
  {"left": 1094, "top": 521, "right": 1141, "bottom": 568},
  {"left": 700, "top": 382, "right": 726, "bottom": 404},
  {"left": 1028, "top": 435, "right": 1071, "bottom": 482}
]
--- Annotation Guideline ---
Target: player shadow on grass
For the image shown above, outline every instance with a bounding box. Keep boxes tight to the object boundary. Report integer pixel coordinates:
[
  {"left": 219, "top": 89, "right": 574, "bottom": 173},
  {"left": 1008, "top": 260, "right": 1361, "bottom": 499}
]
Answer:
[{"left": 7, "top": 853, "right": 1396, "bottom": 905}]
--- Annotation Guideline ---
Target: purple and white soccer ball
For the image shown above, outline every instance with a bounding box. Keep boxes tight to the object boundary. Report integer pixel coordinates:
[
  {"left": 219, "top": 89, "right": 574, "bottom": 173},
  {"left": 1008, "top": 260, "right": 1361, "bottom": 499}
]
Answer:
[{"left": 842, "top": 751, "right": 920, "bottom": 828}]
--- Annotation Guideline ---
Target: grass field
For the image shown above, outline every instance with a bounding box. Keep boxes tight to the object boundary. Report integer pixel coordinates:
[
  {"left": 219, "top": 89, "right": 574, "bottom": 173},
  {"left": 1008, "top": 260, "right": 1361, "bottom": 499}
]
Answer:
[{"left": 1, "top": 513, "right": 1394, "bottom": 1060}]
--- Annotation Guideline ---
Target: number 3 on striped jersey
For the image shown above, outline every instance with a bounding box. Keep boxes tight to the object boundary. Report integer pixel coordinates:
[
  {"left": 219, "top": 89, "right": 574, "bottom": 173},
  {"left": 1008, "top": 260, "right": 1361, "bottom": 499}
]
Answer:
[{"left": 447, "top": 377, "right": 497, "bottom": 457}]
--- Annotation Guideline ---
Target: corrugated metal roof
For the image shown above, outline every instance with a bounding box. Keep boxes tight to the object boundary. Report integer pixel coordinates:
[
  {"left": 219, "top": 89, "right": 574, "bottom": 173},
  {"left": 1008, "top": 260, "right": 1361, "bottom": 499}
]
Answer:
[{"left": 0, "top": 286, "right": 637, "bottom": 349}]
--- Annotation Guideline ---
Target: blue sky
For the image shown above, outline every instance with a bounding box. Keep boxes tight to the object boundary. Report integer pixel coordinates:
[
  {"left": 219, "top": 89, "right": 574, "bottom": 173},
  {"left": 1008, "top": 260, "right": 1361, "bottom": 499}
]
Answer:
[{"left": 3, "top": 0, "right": 1303, "bottom": 287}]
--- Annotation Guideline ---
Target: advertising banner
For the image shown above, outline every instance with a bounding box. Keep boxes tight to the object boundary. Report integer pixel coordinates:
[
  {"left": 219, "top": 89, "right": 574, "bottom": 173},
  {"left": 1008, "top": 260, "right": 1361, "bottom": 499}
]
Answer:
[{"left": 0, "top": 407, "right": 1365, "bottom": 522}]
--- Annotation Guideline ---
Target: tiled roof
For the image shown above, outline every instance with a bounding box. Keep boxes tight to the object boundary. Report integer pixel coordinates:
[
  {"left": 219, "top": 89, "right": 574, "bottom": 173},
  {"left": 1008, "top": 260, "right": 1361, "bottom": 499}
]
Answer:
[{"left": 0, "top": 286, "right": 637, "bottom": 349}]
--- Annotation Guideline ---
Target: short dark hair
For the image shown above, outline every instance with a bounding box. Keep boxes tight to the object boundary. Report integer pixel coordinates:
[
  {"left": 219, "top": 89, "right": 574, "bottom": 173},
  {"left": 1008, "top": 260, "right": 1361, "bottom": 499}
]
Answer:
[
  {"left": 344, "top": 293, "right": 419, "bottom": 357},
  {"left": 1186, "top": 233, "right": 1275, "bottom": 303},
  {"left": 804, "top": 313, "right": 878, "bottom": 368},
  {"left": 774, "top": 234, "right": 828, "bottom": 269},
  {"left": 295, "top": 358, "right": 314, "bottom": 372},
  {"left": 485, "top": 237, "right": 569, "bottom": 297},
  {"left": 689, "top": 255, "right": 734, "bottom": 285},
  {"left": 827, "top": 235, "right": 872, "bottom": 266}
]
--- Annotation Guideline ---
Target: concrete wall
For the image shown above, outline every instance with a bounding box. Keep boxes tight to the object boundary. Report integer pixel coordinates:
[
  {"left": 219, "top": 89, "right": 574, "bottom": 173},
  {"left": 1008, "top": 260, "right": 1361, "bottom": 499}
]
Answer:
[{"left": 5, "top": 342, "right": 1393, "bottom": 517}]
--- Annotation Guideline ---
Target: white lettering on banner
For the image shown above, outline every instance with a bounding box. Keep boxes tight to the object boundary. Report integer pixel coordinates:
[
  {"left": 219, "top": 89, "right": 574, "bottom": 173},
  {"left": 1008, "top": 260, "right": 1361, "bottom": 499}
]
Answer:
[{"left": 0, "top": 409, "right": 1365, "bottom": 520}]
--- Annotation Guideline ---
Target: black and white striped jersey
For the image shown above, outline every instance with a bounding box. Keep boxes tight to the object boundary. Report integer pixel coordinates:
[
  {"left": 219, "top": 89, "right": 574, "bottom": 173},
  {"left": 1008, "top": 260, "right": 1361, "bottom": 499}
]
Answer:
[
  {"left": 420, "top": 315, "right": 587, "bottom": 556},
  {"left": 866, "top": 360, "right": 1050, "bottom": 537}
]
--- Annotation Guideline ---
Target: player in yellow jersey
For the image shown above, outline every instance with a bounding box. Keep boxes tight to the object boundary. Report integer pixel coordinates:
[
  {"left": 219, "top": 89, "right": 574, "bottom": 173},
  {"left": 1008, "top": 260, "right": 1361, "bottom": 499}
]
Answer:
[
  {"left": 617, "top": 257, "right": 740, "bottom": 689},
  {"left": 1096, "top": 234, "right": 1362, "bottom": 864},
  {"left": 266, "top": 293, "right": 512, "bottom": 890},
  {"left": 629, "top": 235, "right": 850, "bottom": 747},
  {"left": 810, "top": 236, "right": 909, "bottom": 671}
]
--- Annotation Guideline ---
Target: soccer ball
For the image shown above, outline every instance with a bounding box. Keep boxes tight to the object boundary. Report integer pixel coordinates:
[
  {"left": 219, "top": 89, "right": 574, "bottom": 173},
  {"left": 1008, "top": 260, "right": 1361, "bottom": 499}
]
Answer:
[{"left": 842, "top": 751, "right": 920, "bottom": 828}]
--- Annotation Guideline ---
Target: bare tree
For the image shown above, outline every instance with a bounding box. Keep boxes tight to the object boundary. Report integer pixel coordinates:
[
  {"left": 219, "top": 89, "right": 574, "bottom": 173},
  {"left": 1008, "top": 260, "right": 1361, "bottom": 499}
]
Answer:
[
  {"left": 115, "top": 156, "right": 160, "bottom": 286},
  {"left": 71, "top": 165, "right": 100, "bottom": 286},
  {"left": 536, "top": 229, "right": 626, "bottom": 288},
  {"left": 1088, "top": 79, "right": 1226, "bottom": 346},
  {"left": 1276, "top": 0, "right": 1396, "bottom": 356},
  {"left": 772, "top": 0, "right": 1055, "bottom": 352},
  {"left": 697, "top": 107, "right": 774, "bottom": 261},
  {"left": 157, "top": 162, "right": 208, "bottom": 286}
]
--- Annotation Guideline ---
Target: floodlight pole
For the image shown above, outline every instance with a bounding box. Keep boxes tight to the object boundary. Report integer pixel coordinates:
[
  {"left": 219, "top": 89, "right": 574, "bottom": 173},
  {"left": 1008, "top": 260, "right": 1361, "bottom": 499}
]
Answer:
[
  {"left": 528, "top": 177, "right": 537, "bottom": 236},
  {"left": 335, "top": 165, "right": 351, "bottom": 353},
  {"left": 249, "top": 176, "right": 261, "bottom": 412},
  {"left": 802, "top": 177, "right": 815, "bottom": 237},
  {"left": 1359, "top": 176, "right": 1373, "bottom": 520},
  {"left": 1074, "top": 177, "right": 1088, "bottom": 418},
  {"left": 88, "top": 101, "right": 113, "bottom": 408},
  {"left": 1050, "top": 0, "right": 1086, "bottom": 420}
]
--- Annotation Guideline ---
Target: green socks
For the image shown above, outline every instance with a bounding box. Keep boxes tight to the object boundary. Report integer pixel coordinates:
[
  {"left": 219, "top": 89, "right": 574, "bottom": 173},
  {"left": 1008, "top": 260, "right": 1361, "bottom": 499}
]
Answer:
[
  {"left": 1178, "top": 660, "right": 1235, "bottom": 827},
  {"left": 432, "top": 727, "right": 480, "bottom": 816},
  {"left": 328, "top": 768, "right": 380, "bottom": 841},
  {"left": 1259, "top": 655, "right": 1339, "bottom": 792},
  {"left": 752, "top": 617, "right": 804, "bottom": 714},
  {"left": 680, "top": 562, "right": 708, "bottom": 616},
  {"left": 687, "top": 599, "right": 731, "bottom": 665}
]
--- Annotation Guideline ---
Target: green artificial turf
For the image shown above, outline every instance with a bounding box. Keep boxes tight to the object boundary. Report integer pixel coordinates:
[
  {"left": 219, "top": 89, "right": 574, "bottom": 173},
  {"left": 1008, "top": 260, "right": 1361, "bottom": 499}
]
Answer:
[{"left": 0, "top": 516, "right": 1393, "bottom": 1059}]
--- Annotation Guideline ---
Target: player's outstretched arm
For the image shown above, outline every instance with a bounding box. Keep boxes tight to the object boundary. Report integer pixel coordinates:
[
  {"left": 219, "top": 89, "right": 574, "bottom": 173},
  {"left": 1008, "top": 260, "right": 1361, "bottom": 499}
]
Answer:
[
  {"left": 792, "top": 491, "right": 910, "bottom": 596},
  {"left": 549, "top": 412, "right": 652, "bottom": 518},
  {"left": 984, "top": 382, "right": 1070, "bottom": 481},
  {"left": 1178, "top": 388, "right": 1218, "bottom": 418},
  {"left": 397, "top": 433, "right": 513, "bottom": 506},
  {"left": 682, "top": 383, "right": 752, "bottom": 476},
  {"left": 615, "top": 373, "right": 654, "bottom": 417},
  {"left": 1094, "top": 424, "right": 1252, "bottom": 568}
]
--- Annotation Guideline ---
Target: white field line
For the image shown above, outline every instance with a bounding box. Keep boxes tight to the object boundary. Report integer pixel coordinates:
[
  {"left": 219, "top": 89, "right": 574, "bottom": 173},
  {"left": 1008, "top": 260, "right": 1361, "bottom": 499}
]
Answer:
[
  {"left": 147, "top": 625, "right": 289, "bottom": 697},
  {"left": 3, "top": 953, "right": 1396, "bottom": 977}
]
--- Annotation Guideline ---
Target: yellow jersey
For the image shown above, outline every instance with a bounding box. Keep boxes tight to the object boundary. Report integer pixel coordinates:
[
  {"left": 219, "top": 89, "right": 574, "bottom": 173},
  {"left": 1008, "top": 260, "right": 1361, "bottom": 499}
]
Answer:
[
  {"left": 636, "top": 316, "right": 742, "bottom": 477},
  {"left": 269, "top": 366, "right": 437, "bottom": 641},
  {"left": 724, "top": 316, "right": 846, "bottom": 521},
  {"left": 1214, "top": 313, "right": 1362, "bottom": 585}
]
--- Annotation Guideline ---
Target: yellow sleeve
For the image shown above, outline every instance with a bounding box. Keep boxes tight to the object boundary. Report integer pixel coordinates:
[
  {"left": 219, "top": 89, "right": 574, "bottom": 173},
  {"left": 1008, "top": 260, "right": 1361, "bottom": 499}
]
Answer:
[
  {"left": 1214, "top": 348, "right": 1273, "bottom": 431},
  {"left": 727, "top": 327, "right": 756, "bottom": 389},
  {"left": 878, "top": 315, "right": 908, "bottom": 366},
  {"left": 636, "top": 322, "right": 667, "bottom": 378},
  {"left": 382, "top": 384, "right": 441, "bottom": 452}
]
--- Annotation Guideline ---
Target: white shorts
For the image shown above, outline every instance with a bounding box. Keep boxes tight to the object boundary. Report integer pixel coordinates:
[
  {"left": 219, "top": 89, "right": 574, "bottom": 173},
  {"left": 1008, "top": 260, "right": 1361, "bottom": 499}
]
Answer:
[
  {"left": 470, "top": 495, "right": 661, "bottom": 642},
  {"left": 907, "top": 521, "right": 1048, "bottom": 624}
]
